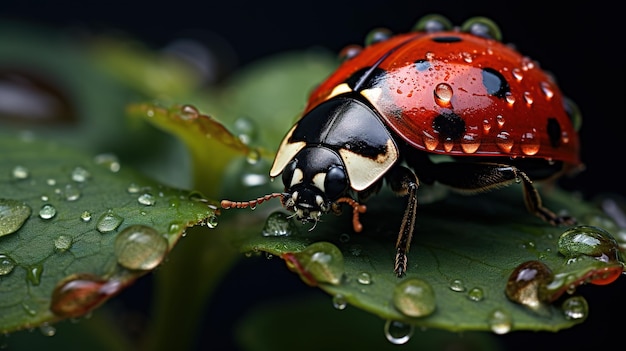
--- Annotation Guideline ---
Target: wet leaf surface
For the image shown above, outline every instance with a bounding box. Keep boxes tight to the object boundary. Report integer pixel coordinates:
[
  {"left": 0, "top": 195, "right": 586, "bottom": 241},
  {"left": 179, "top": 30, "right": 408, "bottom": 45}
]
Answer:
[{"left": 0, "top": 136, "right": 215, "bottom": 333}]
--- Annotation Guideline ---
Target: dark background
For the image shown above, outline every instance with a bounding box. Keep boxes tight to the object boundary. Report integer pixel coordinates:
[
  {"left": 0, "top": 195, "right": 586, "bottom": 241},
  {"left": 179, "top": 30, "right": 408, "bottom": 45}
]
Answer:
[{"left": 2, "top": 1, "right": 624, "bottom": 350}]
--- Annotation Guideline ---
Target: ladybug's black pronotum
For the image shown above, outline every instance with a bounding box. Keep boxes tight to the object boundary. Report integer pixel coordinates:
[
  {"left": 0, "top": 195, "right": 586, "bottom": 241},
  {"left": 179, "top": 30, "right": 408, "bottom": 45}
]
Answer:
[{"left": 221, "top": 15, "right": 582, "bottom": 277}]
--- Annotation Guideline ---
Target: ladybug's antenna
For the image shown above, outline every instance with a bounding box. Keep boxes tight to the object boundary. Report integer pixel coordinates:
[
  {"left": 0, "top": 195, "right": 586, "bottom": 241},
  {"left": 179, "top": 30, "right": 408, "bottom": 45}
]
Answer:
[
  {"left": 220, "top": 193, "right": 284, "bottom": 210},
  {"left": 335, "top": 197, "right": 367, "bottom": 233}
]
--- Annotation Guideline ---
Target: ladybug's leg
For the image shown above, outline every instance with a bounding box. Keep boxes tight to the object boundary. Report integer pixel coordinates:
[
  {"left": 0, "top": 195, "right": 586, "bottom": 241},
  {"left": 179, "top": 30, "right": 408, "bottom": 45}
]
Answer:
[
  {"left": 432, "top": 162, "right": 575, "bottom": 225},
  {"left": 386, "top": 166, "right": 420, "bottom": 277}
]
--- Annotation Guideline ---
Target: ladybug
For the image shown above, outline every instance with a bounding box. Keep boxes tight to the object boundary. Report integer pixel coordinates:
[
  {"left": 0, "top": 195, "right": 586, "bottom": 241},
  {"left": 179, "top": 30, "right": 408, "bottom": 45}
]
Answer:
[{"left": 221, "top": 14, "right": 583, "bottom": 277}]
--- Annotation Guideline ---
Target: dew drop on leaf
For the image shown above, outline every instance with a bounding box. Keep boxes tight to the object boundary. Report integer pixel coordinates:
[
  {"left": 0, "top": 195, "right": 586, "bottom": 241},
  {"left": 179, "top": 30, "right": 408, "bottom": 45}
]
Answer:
[
  {"left": 561, "top": 295, "right": 588, "bottom": 320},
  {"left": 488, "top": 308, "right": 512, "bottom": 334},
  {"left": 39, "top": 323, "right": 56, "bottom": 337},
  {"left": 262, "top": 211, "right": 296, "bottom": 237},
  {"left": 63, "top": 184, "right": 81, "bottom": 201},
  {"left": 467, "top": 287, "right": 484, "bottom": 302},
  {"left": 0, "top": 198, "right": 31, "bottom": 237},
  {"left": 39, "top": 204, "right": 57, "bottom": 220},
  {"left": 114, "top": 225, "right": 168, "bottom": 270},
  {"left": 332, "top": 294, "right": 347, "bottom": 310},
  {"left": 283, "top": 242, "right": 344, "bottom": 286},
  {"left": 11, "top": 165, "right": 29, "bottom": 180},
  {"left": 26, "top": 263, "right": 43, "bottom": 286},
  {"left": 94, "top": 153, "right": 121, "bottom": 173},
  {"left": 0, "top": 254, "right": 16, "bottom": 275},
  {"left": 54, "top": 235, "right": 72, "bottom": 251},
  {"left": 50, "top": 273, "right": 122, "bottom": 318},
  {"left": 505, "top": 260, "right": 553, "bottom": 312},
  {"left": 356, "top": 271, "right": 372, "bottom": 285},
  {"left": 383, "top": 320, "right": 414, "bottom": 345},
  {"left": 71, "top": 166, "right": 91, "bottom": 182},
  {"left": 392, "top": 278, "right": 436, "bottom": 317},
  {"left": 138, "top": 193, "right": 156, "bottom": 206},
  {"left": 448, "top": 278, "right": 466, "bottom": 292},
  {"left": 96, "top": 210, "right": 123, "bottom": 233},
  {"left": 558, "top": 225, "right": 620, "bottom": 263},
  {"left": 127, "top": 183, "right": 141, "bottom": 194},
  {"left": 80, "top": 210, "right": 92, "bottom": 222},
  {"left": 205, "top": 215, "right": 219, "bottom": 229}
]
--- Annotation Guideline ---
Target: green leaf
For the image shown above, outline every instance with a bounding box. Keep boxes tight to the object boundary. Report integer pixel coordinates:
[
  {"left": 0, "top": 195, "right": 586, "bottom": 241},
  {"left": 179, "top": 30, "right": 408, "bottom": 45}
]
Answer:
[
  {"left": 225, "top": 184, "right": 624, "bottom": 333},
  {"left": 0, "top": 136, "right": 215, "bottom": 333}
]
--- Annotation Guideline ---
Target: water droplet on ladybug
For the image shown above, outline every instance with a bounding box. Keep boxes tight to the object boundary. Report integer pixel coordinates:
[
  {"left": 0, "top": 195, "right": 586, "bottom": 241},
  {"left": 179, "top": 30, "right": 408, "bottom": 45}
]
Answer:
[
  {"left": 392, "top": 278, "right": 436, "bottom": 317},
  {"left": 425, "top": 51, "right": 435, "bottom": 60},
  {"left": 540, "top": 81, "right": 554, "bottom": 100},
  {"left": 505, "top": 260, "right": 553, "bottom": 312},
  {"left": 433, "top": 83, "right": 453, "bottom": 107},
  {"left": 443, "top": 137, "right": 454, "bottom": 152},
  {"left": 422, "top": 130, "right": 439, "bottom": 151},
  {"left": 521, "top": 57, "right": 536, "bottom": 71},
  {"left": 461, "top": 52, "right": 473, "bottom": 63},
  {"left": 512, "top": 68, "right": 523, "bottom": 81},
  {"left": 384, "top": 320, "right": 414, "bottom": 345},
  {"left": 505, "top": 92, "right": 516, "bottom": 105},
  {"left": 523, "top": 91, "right": 534, "bottom": 105},
  {"left": 561, "top": 131, "right": 570, "bottom": 144},
  {"left": 338, "top": 44, "right": 362, "bottom": 61},
  {"left": 461, "top": 133, "right": 481, "bottom": 153},
  {"left": 520, "top": 130, "right": 540, "bottom": 155},
  {"left": 496, "top": 115, "right": 505, "bottom": 127},
  {"left": 482, "top": 119, "right": 492, "bottom": 134},
  {"left": 496, "top": 131, "right": 514, "bottom": 153}
]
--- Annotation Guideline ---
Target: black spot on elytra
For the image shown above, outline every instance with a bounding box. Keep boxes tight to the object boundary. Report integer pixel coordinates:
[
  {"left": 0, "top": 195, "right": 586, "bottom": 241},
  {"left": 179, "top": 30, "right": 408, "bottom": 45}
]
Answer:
[
  {"left": 414, "top": 59, "right": 431, "bottom": 71},
  {"left": 432, "top": 36, "right": 462, "bottom": 43},
  {"left": 482, "top": 68, "right": 510, "bottom": 98},
  {"left": 546, "top": 118, "right": 562, "bottom": 147},
  {"left": 433, "top": 111, "right": 466, "bottom": 140}
]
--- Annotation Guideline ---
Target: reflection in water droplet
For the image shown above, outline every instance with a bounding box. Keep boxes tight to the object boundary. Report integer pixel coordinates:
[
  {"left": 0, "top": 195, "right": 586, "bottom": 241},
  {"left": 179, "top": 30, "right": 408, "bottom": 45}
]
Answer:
[
  {"left": 540, "top": 82, "right": 554, "bottom": 100},
  {"left": 523, "top": 91, "right": 533, "bottom": 105},
  {"left": 26, "top": 264, "right": 43, "bottom": 286},
  {"left": 285, "top": 242, "right": 344, "bottom": 285},
  {"left": 467, "top": 287, "right": 484, "bottom": 301},
  {"left": 262, "top": 212, "right": 296, "bottom": 237},
  {"left": 558, "top": 225, "right": 619, "bottom": 263},
  {"left": 488, "top": 308, "right": 512, "bottom": 334},
  {"left": 11, "top": 165, "right": 30, "bottom": 180},
  {"left": 115, "top": 225, "right": 168, "bottom": 270},
  {"left": 39, "top": 204, "right": 57, "bottom": 220},
  {"left": 54, "top": 235, "right": 72, "bottom": 251},
  {"left": 206, "top": 215, "right": 219, "bottom": 229},
  {"left": 80, "top": 211, "right": 92, "bottom": 222},
  {"left": 138, "top": 193, "right": 156, "bottom": 206},
  {"left": 332, "top": 294, "right": 347, "bottom": 310},
  {"left": 496, "top": 131, "right": 514, "bottom": 153},
  {"left": 384, "top": 320, "right": 414, "bottom": 345},
  {"left": 449, "top": 278, "right": 465, "bottom": 292},
  {"left": 64, "top": 184, "right": 81, "bottom": 201},
  {"left": 505, "top": 92, "right": 515, "bottom": 105},
  {"left": 393, "top": 278, "right": 436, "bottom": 317},
  {"left": 520, "top": 130, "right": 540, "bottom": 156},
  {"left": 461, "top": 133, "right": 480, "bottom": 153},
  {"left": 71, "top": 166, "right": 90, "bottom": 182},
  {"left": 0, "top": 254, "right": 16, "bottom": 275},
  {"left": 94, "top": 153, "right": 121, "bottom": 173},
  {"left": 96, "top": 211, "right": 123, "bottom": 233},
  {"left": 39, "top": 323, "right": 56, "bottom": 337},
  {"left": 433, "top": 83, "right": 453, "bottom": 107},
  {"left": 50, "top": 273, "right": 123, "bottom": 318},
  {"left": 562, "top": 295, "right": 588, "bottom": 320},
  {"left": 356, "top": 271, "right": 372, "bottom": 285},
  {"left": 505, "top": 260, "right": 553, "bottom": 312},
  {"left": 0, "top": 199, "right": 31, "bottom": 237},
  {"left": 180, "top": 104, "right": 199, "bottom": 120},
  {"left": 422, "top": 130, "right": 438, "bottom": 151}
]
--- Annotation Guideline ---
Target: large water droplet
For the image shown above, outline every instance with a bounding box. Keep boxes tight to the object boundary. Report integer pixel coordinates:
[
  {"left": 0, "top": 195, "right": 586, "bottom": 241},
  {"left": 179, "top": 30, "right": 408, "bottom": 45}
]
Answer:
[
  {"left": 39, "top": 204, "right": 57, "bottom": 220},
  {"left": 96, "top": 210, "right": 123, "bottom": 233},
  {"left": 205, "top": 214, "right": 218, "bottom": 229},
  {"left": 461, "top": 132, "right": 481, "bottom": 153},
  {"left": 488, "top": 308, "right": 512, "bottom": 334},
  {"left": 50, "top": 273, "right": 123, "bottom": 318},
  {"left": 383, "top": 320, "right": 414, "bottom": 345},
  {"left": 115, "top": 225, "right": 168, "bottom": 270},
  {"left": 496, "top": 131, "right": 514, "bottom": 153},
  {"left": 433, "top": 82, "right": 453, "bottom": 107},
  {"left": 262, "top": 211, "right": 296, "bottom": 237},
  {"left": 558, "top": 225, "right": 620, "bottom": 263},
  {"left": 0, "top": 254, "right": 16, "bottom": 275},
  {"left": 561, "top": 295, "right": 588, "bottom": 320},
  {"left": 0, "top": 198, "right": 31, "bottom": 237},
  {"left": 393, "top": 278, "right": 436, "bottom": 317},
  {"left": 284, "top": 242, "right": 344, "bottom": 286},
  {"left": 520, "top": 130, "right": 540, "bottom": 156},
  {"left": 505, "top": 260, "right": 553, "bottom": 312}
]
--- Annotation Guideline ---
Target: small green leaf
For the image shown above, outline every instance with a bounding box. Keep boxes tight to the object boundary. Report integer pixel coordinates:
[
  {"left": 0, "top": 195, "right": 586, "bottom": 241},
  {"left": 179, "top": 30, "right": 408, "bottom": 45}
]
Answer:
[{"left": 0, "top": 136, "right": 215, "bottom": 333}]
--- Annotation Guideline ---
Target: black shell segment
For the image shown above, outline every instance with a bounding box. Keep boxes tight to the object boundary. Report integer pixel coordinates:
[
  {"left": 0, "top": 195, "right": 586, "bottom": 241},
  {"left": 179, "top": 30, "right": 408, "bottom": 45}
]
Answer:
[{"left": 269, "top": 96, "right": 399, "bottom": 191}]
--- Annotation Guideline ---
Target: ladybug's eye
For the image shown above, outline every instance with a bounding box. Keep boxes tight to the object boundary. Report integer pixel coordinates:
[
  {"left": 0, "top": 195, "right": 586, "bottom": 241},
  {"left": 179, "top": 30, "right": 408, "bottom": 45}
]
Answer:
[
  {"left": 365, "top": 28, "right": 392, "bottom": 46},
  {"left": 413, "top": 14, "right": 452, "bottom": 33},
  {"left": 461, "top": 17, "right": 502, "bottom": 41},
  {"left": 323, "top": 166, "right": 348, "bottom": 200},
  {"left": 563, "top": 97, "right": 582, "bottom": 132}
]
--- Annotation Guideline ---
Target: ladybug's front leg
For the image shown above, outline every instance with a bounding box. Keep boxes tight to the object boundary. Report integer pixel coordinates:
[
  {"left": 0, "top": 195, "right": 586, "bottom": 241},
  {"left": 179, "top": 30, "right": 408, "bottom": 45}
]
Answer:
[
  {"left": 432, "top": 162, "right": 576, "bottom": 226},
  {"left": 386, "top": 166, "right": 420, "bottom": 277}
]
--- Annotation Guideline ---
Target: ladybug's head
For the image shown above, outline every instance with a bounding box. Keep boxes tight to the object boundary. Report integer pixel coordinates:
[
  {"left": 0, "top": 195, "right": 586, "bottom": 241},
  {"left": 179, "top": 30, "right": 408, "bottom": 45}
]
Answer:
[{"left": 279, "top": 147, "right": 349, "bottom": 223}]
